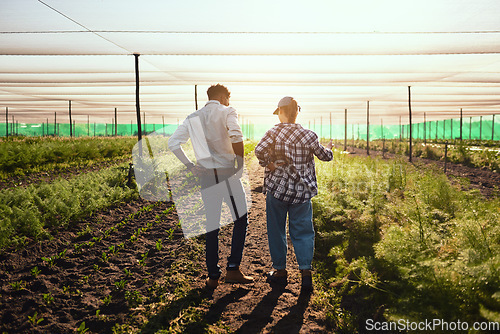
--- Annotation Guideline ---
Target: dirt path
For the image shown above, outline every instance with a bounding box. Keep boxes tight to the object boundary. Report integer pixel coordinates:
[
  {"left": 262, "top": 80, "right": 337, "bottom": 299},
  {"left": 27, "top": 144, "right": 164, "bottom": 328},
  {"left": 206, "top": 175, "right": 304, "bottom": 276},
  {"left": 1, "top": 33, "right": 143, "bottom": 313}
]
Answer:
[
  {"left": 191, "top": 158, "right": 327, "bottom": 333},
  {"left": 0, "top": 158, "right": 328, "bottom": 333}
]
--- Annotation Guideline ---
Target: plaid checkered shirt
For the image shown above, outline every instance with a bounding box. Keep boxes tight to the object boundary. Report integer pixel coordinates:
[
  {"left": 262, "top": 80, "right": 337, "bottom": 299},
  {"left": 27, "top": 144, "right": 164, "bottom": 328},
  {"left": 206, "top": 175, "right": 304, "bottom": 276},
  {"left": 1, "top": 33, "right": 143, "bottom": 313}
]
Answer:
[{"left": 255, "top": 123, "right": 333, "bottom": 204}]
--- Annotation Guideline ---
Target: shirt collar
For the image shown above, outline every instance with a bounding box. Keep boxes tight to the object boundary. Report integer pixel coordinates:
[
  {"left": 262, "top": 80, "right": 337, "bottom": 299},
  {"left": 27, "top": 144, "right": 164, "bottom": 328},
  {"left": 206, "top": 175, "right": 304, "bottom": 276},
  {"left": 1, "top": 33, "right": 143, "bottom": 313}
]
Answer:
[{"left": 206, "top": 100, "right": 221, "bottom": 106}]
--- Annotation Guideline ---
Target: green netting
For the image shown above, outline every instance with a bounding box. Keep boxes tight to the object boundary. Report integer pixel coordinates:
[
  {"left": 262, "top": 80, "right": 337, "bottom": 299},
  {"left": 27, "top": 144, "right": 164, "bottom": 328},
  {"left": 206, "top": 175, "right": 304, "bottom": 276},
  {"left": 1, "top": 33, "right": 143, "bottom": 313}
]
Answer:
[{"left": 1, "top": 115, "right": 498, "bottom": 141}]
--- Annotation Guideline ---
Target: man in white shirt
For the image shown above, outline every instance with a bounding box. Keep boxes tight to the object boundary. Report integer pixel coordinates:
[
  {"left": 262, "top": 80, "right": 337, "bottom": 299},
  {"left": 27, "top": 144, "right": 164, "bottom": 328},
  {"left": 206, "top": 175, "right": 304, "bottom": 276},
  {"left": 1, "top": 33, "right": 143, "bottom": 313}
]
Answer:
[{"left": 168, "top": 84, "right": 254, "bottom": 289}]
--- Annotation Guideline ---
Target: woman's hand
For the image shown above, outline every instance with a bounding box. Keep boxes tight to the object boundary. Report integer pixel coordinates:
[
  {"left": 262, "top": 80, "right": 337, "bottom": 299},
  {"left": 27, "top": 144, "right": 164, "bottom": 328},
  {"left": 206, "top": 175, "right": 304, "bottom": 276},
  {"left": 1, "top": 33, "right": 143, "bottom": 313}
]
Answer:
[{"left": 267, "top": 161, "right": 285, "bottom": 172}]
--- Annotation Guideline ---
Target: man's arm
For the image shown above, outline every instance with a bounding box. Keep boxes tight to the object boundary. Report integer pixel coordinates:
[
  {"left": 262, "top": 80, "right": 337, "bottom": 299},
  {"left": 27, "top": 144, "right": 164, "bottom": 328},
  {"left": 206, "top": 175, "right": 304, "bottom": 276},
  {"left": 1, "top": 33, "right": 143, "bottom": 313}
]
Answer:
[
  {"left": 232, "top": 141, "right": 244, "bottom": 177},
  {"left": 171, "top": 148, "right": 195, "bottom": 170},
  {"left": 168, "top": 119, "right": 195, "bottom": 169}
]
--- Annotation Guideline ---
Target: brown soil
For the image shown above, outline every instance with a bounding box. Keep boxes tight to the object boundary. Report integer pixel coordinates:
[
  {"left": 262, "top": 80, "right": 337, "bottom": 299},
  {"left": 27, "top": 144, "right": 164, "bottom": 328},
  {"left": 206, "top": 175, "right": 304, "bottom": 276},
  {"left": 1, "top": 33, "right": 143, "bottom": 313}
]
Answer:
[
  {"left": 0, "top": 158, "right": 328, "bottom": 333},
  {"left": 340, "top": 145, "right": 500, "bottom": 198}
]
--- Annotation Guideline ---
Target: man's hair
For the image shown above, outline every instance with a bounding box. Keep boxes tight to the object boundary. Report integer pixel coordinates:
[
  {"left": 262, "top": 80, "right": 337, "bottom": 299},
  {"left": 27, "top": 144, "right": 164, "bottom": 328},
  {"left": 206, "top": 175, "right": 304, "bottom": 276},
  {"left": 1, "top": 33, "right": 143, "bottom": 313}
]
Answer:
[
  {"left": 280, "top": 99, "right": 298, "bottom": 122},
  {"left": 207, "top": 84, "right": 230, "bottom": 100}
]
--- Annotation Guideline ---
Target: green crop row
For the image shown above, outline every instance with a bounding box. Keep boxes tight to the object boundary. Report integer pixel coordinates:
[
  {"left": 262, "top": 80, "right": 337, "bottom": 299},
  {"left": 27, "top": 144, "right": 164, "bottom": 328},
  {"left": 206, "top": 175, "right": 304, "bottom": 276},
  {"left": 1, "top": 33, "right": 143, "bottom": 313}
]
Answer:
[
  {"left": 312, "top": 150, "right": 500, "bottom": 332},
  {"left": 0, "top": 162, "right": 138, "bottom": 251},
  {"left": 341, "top": 139, "right": 500, "bottom": 172},
  {"left": 0, "top": 136, "right": 137, "bottom": 177}
]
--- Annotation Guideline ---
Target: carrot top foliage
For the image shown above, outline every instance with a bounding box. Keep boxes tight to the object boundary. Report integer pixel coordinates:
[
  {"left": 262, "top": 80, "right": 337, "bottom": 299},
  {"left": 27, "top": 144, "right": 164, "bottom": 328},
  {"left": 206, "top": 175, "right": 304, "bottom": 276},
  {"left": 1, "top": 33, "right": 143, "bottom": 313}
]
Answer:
[
  {"left": 0, "top": 136, "right": 137, "bottom": 177},
  {"left": 312, "top": 150, "right": 500, "bottom": 332}
]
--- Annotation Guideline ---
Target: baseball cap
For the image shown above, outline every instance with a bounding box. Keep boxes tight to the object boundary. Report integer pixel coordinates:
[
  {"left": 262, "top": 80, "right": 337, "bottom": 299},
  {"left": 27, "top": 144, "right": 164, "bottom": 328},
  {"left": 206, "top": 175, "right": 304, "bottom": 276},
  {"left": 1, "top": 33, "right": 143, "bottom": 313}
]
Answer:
[{"left": 273, "top": 96, "right": 300, "bottom": 115}]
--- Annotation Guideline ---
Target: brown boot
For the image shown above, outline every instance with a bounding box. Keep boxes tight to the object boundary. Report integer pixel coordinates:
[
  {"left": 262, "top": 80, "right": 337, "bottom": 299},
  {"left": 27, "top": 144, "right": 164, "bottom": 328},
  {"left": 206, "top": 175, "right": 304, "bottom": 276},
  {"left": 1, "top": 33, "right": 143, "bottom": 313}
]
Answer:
[
  {"left": 224, "top": 268, "right": 254, "bottom": 284},
  {"left": 266, "top": 269, "right": 288, "bottom": 286},
  {"left": 205, "top": 277, "right": 219, "bottom": 289},
  {"left": 301, "top": 269, "right": 313, "bottom": 292}
]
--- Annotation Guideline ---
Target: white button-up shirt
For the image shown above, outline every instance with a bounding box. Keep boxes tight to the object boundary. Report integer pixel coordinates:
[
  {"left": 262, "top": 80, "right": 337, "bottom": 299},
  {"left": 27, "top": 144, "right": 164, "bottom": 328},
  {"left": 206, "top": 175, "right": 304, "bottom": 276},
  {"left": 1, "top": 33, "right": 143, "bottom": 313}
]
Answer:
[{"left": 168, "top": 100, "right": 244, "bottom": 169}]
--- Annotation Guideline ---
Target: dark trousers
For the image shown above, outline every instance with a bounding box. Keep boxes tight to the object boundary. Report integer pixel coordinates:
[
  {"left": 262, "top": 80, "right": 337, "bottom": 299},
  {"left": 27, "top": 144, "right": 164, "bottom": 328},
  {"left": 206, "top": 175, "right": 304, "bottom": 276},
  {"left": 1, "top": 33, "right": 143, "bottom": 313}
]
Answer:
[{"left": 199, "top": 169, "right": 248, "bottom": 279}]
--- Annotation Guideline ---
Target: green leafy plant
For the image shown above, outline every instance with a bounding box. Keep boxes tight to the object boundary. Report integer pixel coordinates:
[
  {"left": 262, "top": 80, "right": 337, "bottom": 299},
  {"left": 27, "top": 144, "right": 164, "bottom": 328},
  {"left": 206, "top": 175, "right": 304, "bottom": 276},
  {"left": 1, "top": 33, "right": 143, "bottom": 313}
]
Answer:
[
  {"left": 27, "top": 312, "right": 44, "bottom": 326},
  {"left": 166, "top": 228, "right": 174, "bottom": 240},
  {"left": 138, "top": 251, "right": 149, "bottom": 267},
  {"left": 10, "top": 280, "right": 26, "bottom": 291},
  {"left": 31, "top": 266, "right": 41, "bottom": 278},
  {"left": 124, "top": 268, "right": 132, "bottom": 277},
  {"left": 102, "top": 295, "right": 112, "bottom": 306},
  {"left": 77, "top": 321, "right": 89, "bottom": 334},
  {"left": 114, "top": 279, "right": 127, "bottom": 290},
  {"left": 156, "top": 239, "right": 163, "bottom": 251},
  {"left": 42, "top": 292, "right": 54, "bottom": 305},
  {"left": 125, "top": 290, "right": 143, "bottom": 308}
]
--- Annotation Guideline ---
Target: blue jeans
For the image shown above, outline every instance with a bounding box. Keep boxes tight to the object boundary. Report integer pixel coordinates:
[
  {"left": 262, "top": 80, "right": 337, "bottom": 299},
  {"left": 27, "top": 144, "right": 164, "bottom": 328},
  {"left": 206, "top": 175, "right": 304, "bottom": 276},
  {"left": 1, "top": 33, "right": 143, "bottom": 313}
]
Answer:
[
  {"left": 200, "top": 171, "right": 248, "bottom": 279},
  {"left": 266, "top": 192, "right": 315, "bottom": 270}
]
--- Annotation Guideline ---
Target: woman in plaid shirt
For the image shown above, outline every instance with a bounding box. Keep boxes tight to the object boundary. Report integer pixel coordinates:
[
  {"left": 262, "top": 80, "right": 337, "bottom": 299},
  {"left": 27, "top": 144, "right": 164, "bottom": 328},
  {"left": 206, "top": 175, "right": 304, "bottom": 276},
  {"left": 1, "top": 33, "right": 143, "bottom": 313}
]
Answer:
[{"left": 255, "top": 96, "right": 333, "bottom": 291}]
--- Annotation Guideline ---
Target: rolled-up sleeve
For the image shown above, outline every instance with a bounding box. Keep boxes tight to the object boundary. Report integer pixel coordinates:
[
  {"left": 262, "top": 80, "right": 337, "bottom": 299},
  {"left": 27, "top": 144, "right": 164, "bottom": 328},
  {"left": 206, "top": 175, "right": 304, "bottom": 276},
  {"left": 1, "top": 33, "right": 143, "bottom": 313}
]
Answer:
[
  {"left": 167, "top": 119, "right": 190, "bottom": 151},
  {"left": 226, "top": 108, "right": 244, "bottom": 143},
  {"left": 311, "top": 136, "right": 333, "bottom": 161}
]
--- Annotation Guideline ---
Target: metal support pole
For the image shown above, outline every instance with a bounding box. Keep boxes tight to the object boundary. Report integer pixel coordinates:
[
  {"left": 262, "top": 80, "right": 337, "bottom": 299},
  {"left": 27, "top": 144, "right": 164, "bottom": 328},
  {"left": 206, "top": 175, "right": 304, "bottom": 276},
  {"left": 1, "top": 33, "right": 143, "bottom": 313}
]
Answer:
[
  {"left": 195, "top": 84, "right": 198, "bottom": 110},
  {"left": 366, "top": 101, "right": 370, "bottom": 156},
  {"left": 114, "top": 107, "right": 118, "bottom": 136},
  {"left": 87, "top": 115, "right": 90, "bottom": 136},
  {"left": 399, "top": 115, "right": 402, "bottom": 141},
  {"left": 69, "top": 100, "right": 73, "bottom": 137},
  {"left": 408, "top": 86, "right": 412, "bottom": 162},
  {"left": 480, "top": 115, "right": 483, "bottom": 141},
  {"left": 5, "top": 107, "right": 8, "bottom": 138},
  {"left": 460, "top": 108, "right": 463, "bottom": 141},
  {"left": 424, "top": 112, "right": 427, "bottom": 145},
  {"left": 470, "top": 117, "right": 472, "bottom": 140},
  {"left": 344, "top": 108, "right": 347, "bottom": 151},
  {"left": 134, "top": 53, "right": 142, "bottom": 155},
  {"left": 54, "top": 112, "right": 57, "bottom": 136},
  {"left": 493, "top": 114, "right": 496, "bottom": 141},
  {"left": 162, "top": 115, "right": 165, "bottom": 136}
]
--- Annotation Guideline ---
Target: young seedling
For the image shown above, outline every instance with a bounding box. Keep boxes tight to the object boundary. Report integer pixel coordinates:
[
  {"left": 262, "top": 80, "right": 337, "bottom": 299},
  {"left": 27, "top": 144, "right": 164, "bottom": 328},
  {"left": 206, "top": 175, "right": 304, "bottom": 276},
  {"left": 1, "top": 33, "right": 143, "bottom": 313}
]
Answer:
[
  {"left": 125, "top": 290, "right": 143, "bottom": 308},
  {"left": 101, "top": 252, "right": 109, "bottom": 263},
  {"left": 124, "top": 268, "right": 133, "bottom": 277},
  {"left": 102, "top": 295, "right": 112, "bottom": 306},
  {"left": 167, "top": 228, "right": 174, "bottom": 240},
  {"left": 77, "top": 321, "right": 89, "bottom": 334},
  {"left": 93, "top": 264, "right": 101, "bottom": 272},
  {"left": 42, "top": 292, "right": 54, "bottom": 305},
  {"left": 108, "top": 245, "right": 117, "bottom": 255},
  {"left": 31, "top": 266, "right": 41, "bottom": 278},
  {"left": 41, "top": 256, "right": 55, "bottom": 267},
  {"left": 138, "top": 251, "right": 149, "bottom": 267},
  {"left": 27, "top": 312, "right": 44, "bottom": 326},
  {"left": 114, "top": 279, "right": 127, "bottom": 290},
  {"left": 10, "top": 280, "right": 26, "bottom": 291},
  {"left": 156, "top": 239, "right": 163, "bottom": 251},
  {"left": 58, "top": 248, "right": 67, "bottom": 259}
]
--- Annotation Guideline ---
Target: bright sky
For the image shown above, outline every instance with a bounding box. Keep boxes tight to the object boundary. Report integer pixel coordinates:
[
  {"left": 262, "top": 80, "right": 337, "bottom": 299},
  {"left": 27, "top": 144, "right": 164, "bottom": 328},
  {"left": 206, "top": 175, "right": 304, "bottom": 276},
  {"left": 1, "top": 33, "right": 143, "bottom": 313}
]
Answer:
[{"left": 1, "top": 0, "right": 500, "bottom": 125}]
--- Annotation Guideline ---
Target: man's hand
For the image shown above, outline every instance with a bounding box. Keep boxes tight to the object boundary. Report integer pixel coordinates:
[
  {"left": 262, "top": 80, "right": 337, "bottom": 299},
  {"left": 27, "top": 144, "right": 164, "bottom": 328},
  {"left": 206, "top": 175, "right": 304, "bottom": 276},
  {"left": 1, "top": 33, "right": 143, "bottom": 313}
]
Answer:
[{"left": 189, "top": 165, "right": 206, "bottom": 178}]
